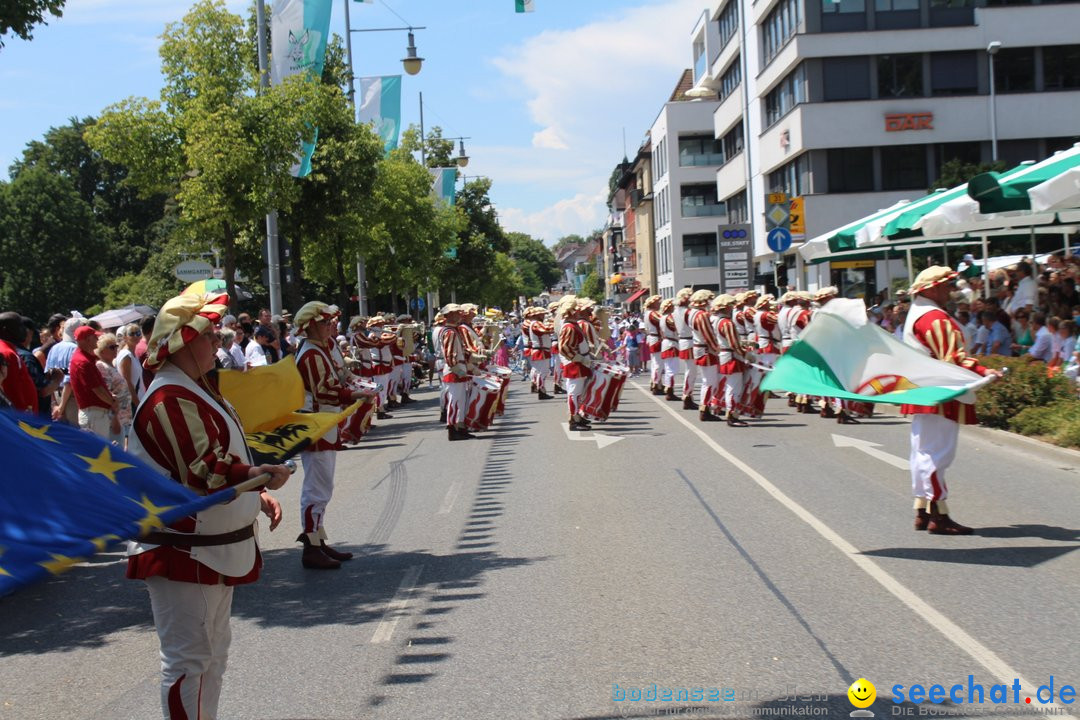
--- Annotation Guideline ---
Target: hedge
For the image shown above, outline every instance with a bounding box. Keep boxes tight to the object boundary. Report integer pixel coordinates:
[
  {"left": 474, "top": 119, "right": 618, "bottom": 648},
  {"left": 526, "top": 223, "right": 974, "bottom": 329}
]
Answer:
[{"left": 975, "top": 355, "right": 1080, "bottom": 449}]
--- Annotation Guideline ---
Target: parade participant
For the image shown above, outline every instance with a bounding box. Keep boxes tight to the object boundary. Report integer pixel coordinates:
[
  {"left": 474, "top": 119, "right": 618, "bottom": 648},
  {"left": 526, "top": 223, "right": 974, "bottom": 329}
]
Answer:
[
  {"left": 732, "top": 293, "right": 750, "bottom": 347},
  {"left": 751, "top": 294, "right": 780, "bottom": 416},
  {"left": 902, "top": 266, "right": 1001, "bottom": 535},
  {"left": 293, "top": 301, "right": 369, "bottom": 569},
  {"left": 348, "top": 316, "right": 375, "bottom": 379},
  {"left": 672, "top": 287, "right": 698, "bottom": 410},
  {"left": 641, "top": 295, "right": 664, "bottom": 395},
  {"left": 549, "top": 301, "right": 566, "bottom": 394},
  {"left": 367, "top": 315, "right": 394, "bottom": 419},
  {"left": 688, "top": 289, "right": 722, "bottom": 422},
  {"left": 659, "top": 299, "right": 680, "bottom": 400},
  {"left": 811, "top": 286, "right": 861, "bottom": 424},
  {"left": 440, "top": 304, "right": 475, "bottom": 441},
  {"left": 530, "top": 308, "right": 555, "bottom": 400},
  {"left": 522, "top": 308, "right": 537, "bottom": 391},
  {"left": 712, "top": 294, "right": 751, "bottom": 426},
  {"left": 393, "top": 314, "right": 417, "bottom": 405},
  {"left": 126, "top": 292, "right": 291, "bottom": 720},
  {"left": 739, "top": 290, "right": 760, "bottom": 349},
  {"left": 576, "top": 298, "right": 600, "bottom": 355},
  {"left": 558, "top": 297, "right": 593, "bottom": 430},
  {"left": 430, "top": 313, "right": 450, "bottom": 423}
]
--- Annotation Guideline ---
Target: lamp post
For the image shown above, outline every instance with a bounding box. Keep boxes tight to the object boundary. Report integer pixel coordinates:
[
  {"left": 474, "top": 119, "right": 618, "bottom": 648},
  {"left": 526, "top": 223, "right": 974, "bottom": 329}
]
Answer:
[
  {"left": 987, "top": 40, "right": 1002, "bottom": 163},
  {"left": 255, "top": 0, "right": 282, "bottom": 315},
  {"left": 341, "top": 0, "right": 426, "bottom": 316},
  {"left": 446, "top": 137, "right": 471, "bottom": 168}
]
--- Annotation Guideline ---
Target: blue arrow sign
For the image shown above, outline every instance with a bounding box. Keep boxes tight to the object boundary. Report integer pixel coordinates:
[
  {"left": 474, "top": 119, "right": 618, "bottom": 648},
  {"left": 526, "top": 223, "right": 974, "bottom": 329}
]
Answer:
[{"left": 767, "top": 227, "right": 792, "bottom": 253}]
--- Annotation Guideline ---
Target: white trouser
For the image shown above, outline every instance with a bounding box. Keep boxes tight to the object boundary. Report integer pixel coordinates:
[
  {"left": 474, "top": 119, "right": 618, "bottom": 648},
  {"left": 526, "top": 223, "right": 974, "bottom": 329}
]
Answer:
[
  {"left": 300, "top": 450, "right": 336, "bottom": 533},
  {"left": 146, "top": 576, "right": 233, "bottom": 720},
  {"left": 565, "top": 376, "right": 586, "bottom": 416},
  {"left": 649, "top": 351, "right": 661, "bottom": 386},
  {"left": 373, "top": 372, "right": 390, "bottom": 407},
  {"left": 534, "top": 357, "right": 550, "bottom": 391},
  {"left": 444, "top": 381, "right": 468, "bottom": 427},
  {"left": 698, "top": 363, "right": 719, "bottom": 411},
  {"left": 681, "top": 357, "right": 698, "bottom": 398},
  {"left": 910, "top": 414, "right": 957, "bottom": 503},
  {"left": 78, "top": 406, "right": 112, "bottom": 439},
  {"left": 662, "top": 356, "right": 678, "bottom": 388},
  {"left": 719, "top": 370, "right": 745, "bottom": 414}
]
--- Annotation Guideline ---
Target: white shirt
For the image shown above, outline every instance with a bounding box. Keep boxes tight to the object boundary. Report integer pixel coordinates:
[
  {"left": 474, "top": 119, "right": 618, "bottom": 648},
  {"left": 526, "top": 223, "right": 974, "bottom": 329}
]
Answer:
[
  {"left": 1006, "top": 276, "right": 1036, "bottom": 314},
  {"left": 245, "top": 341, "right": 269, "bottom": 367},
  {"left": 1029, "top": 325, "right": 1054, "bottom": 362}
]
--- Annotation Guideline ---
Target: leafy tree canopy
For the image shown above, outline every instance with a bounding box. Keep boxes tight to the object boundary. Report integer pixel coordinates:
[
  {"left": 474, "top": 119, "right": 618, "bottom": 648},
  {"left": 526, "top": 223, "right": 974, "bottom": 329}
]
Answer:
[{"left": 0, "top": 0, "right": 64, "bottom": 47}]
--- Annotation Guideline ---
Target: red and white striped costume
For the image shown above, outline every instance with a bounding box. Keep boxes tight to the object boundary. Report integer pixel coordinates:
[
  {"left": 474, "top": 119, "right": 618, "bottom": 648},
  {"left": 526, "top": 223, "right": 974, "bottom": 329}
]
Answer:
[
  {"left": 689, "top": 306, "right": 721, "bottom": 411},
  {"left": 659, "top": 311, "right": 679, "bottom": 391},
  {"left": 559, "top": 320, "right": 592, "bottom": 417},
  {"left": 713, "top": 313, "right": 749, "bottom": 416},
  {"left": 441, "top": 322, "right": 471, "bottom": 428},
  {"left": 643, "top": 308, "right": 663, "bottom": 387}
]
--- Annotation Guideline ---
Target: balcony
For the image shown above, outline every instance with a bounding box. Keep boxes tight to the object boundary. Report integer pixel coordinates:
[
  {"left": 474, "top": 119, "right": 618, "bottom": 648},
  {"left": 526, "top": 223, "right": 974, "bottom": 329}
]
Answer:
[
  {"left": 681, "top": 202, "right": 727, "bottom": 218},
  {"left": 679, "top": 151, "right": 725, "bottom": 167}
]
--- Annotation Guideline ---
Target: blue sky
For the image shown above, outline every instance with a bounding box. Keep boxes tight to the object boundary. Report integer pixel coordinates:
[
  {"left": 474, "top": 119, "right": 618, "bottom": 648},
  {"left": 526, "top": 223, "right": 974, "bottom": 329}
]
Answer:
[{"left": 1, "top": 0, "right": 707, "bottom": 243}]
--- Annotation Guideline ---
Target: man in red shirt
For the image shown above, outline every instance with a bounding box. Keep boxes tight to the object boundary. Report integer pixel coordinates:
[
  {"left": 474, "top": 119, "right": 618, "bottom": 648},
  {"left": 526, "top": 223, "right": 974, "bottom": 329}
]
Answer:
[
  {"left": 69, "top": 325, "right": 117, "bottom": 438},
  {"left": 0, "top": 311, "right": 37, "bottom": 413}
]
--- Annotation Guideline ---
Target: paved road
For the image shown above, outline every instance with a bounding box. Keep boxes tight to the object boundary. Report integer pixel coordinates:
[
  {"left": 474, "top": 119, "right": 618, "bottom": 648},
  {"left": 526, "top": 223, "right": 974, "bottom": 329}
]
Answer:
[{"left": 2, "top": 376, "right": 1078, "bottom": 720}]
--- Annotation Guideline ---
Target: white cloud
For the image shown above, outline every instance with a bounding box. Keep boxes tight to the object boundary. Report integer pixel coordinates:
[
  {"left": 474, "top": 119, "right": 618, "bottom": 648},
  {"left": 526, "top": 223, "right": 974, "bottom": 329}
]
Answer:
[{"left": 489, "top": 0, "right": 705, "bottom": 241}]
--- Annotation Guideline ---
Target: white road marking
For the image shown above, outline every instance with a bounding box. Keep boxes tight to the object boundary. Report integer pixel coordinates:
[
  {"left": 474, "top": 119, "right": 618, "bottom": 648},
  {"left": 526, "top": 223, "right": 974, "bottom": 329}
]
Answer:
[
  {"left": 633, "top": 381, "right": 1077, "bottom": 719},
  {"left": 560, "top": 422, "right": 624, "bottom": 449},
  {"left": 832, "top": 433, "right": 911, "bottom": 470},
  {"left": 370, "top": 564, "right": 424, "bottom": 644},
  {"left": 438, "top": 480, "right": 462, "bottom": 515}
]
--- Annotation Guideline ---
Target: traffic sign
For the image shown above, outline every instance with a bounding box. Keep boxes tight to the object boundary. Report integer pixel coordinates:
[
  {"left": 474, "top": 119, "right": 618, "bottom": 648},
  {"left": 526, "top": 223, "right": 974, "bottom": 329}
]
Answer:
[
  {"left": 767, "top": 227, "right": 793, "bottom": 253},
  {"left": 212, "top": 267, "right": 225, "bottom": 280},
  {"left": 173, "top": 260, "right": 214, "bottom": 283},
  {"left": 790, "top": 196, "right": 805, "bottom": 235}
]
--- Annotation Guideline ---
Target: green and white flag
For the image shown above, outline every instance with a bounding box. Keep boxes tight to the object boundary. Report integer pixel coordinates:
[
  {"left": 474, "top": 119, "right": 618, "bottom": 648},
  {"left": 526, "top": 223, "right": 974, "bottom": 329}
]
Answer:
[
  {"left": 270, "top": 0, "right": 333, "bottom": 177},
  {"left": 515, "top": 0, "right": 535, "bottom": 13},
  {"left": 358, "top": 75, "right": 402, "bottom": 153},
  {"left": 431, "top": 168, "right": 457, "bottom": 205},
  {"left": 761, "top": 299, "right": 991, "bottom": 406}
]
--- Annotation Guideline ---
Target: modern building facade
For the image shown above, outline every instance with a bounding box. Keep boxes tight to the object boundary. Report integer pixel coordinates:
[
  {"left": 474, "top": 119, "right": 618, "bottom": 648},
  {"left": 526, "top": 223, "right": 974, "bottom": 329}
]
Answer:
[{"left": 687, "top": 0, "right": 1080, "bottom": 299}]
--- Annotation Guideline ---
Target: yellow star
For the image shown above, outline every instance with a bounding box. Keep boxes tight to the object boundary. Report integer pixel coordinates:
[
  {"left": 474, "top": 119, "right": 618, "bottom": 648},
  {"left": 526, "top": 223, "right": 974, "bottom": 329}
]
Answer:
[
  {"left": 38, "top": 553, "right": 83, "bottom": 575},
  {"left": 129, "top": 494, "right": 176, "bottom": 536},
  {"left": 18, "top": 420, "right": 58, "bottom": 443},
  {"left": 76, "top": 446, "right": 134, "bottom": 483},
  {"left": 90, "top": 534, "right": 121, "bottom": 553}
]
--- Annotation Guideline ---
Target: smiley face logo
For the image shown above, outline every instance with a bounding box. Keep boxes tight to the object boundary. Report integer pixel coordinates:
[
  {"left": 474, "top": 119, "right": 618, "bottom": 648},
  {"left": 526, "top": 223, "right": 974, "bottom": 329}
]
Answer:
[{"left": 848, "top": 678, "right": 876, "bottom": 708}]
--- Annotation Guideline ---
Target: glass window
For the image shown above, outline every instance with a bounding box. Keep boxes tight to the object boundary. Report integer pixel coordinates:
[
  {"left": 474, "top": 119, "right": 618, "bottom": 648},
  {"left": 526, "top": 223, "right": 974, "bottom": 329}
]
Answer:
[
  {"left": 720, "top": 58, "right": 742, "bottom": 102},
  {"left": 878, "top": 54, "right": 923, "bottom": 98},
  {"left": 930, "top": 51, "right": 978, "bottom": 96},
  {"left": 823, "top": 57, "right": 871, "bottom": 101},
  {"left": 875, "top": 0, "right": 918, "bottom": 8},
  {"left": 881, "top": 146, "right": 928, "bottom": 190},
  {"left": 717, "top": 0, "right": 739, "bottom": 48},
  {"left": 681, "top": 184, "right": 725, "bottom": 217},
  {"left": 763, "top": 0, "right": 801, "bottom": 65},
  {"left": 1043, "top": 45, "right": 1080, "bottom": 90},
  {"left": 874, "top": 0, "right": 919, "bottom": 29},
  {"left": 726, "top": 191, "right": 748, "bottom": 224},
  {"left": 768, "top": 154, "right": 811, "bottom": 197},
  {"left": 679, "top": 136, "right": 724, "bottom": 167},
  {"left": 827, "top": 148, "right": 874, "bottom": 193},
  {"left": 693, "top": 40, "right": 707, "bottom": 83},
  {"left": 683, "top": 233, "right": 719, "bottom": 269},
  {"left": 764, "top": 64, "right": 807, "bottom": 128},
  {"left": 721, "top": 124, "right": 744, "bottom": 164},
  {"left": 821, "top": 0, "right": 867, "bottom": 32},
  {"left": 992, "top": 47, "right": 1035, "bottom": 93}
]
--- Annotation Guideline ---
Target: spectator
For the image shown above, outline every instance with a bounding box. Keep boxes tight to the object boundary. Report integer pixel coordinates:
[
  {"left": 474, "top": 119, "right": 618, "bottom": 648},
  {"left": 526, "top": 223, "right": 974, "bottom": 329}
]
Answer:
[
  {"left": 34, "top": 313, "right": 67, "bottom": 368},
  {"left": 0, "top": 355, "right": 11, "bottom": 409},
  {"left": 977, "top": 311, "right": 1013, "bottom": 356},
  {"left": 115, "top": 323, "right": 144, "bottom": 404},
  {"left": 68, "top": 326, "right": 117, "bottom": 438},
  {"left": 45, "top": 315, "right": 85, "bottom": 425},
  {"left": 1063, "top": 319, "right": 1079, "bottom": 383},
  {"left": 1028, "top": 312, "right": 1053, "bottom": 363},
  {"left": 218, "top": 329, "right": 244, "bottom": 370},
  {"left": 135, "top": 314, "right": 156, "bottom": 394},
  {"left": 1011, "top": 310, "right": 1033, "bottom": 355},
  {"left": 238, "top": 321, "right": 255, "bottom": 351},
  {"left": 245, "top": 325, "right": 279, "bottom": 367},
  {"left": 257, "top": 307, "right": 272, "bottom": 329},
  {"left": 620, "top": 324, "right": 642, "bottom": 374},
  {"left": 1049, "top": 317, "right": 1071, "bottom": 368},
  {"left": 956, "top": 308, "right": 976, "bottom": 353},
  {"left": 96, "top": 333, "right": 132, "bottom": 446},
  {"left": 0, "top": 311, "right": 37, "bottom": 413},
  {"left": 18, "top": 316, "right": 62, "bottom": 415},
  {"left": 1005, "top": 262, "right": 1036, "bottom": 315},
  {"left": 221, "top": 314, "right": 238, "bottom": 330},
  {"left": 276, "top": 317, "right": 295, "bottom": 358}
]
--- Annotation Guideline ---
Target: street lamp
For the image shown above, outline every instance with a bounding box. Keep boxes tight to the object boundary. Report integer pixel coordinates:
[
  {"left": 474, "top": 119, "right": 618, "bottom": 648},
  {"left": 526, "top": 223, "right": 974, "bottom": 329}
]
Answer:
[
  {"left": 446, "top": 137, "right": 471, "bottom": 168},
  {"left": 987, "top": 40, "right": 1002, "bottom": 163}
]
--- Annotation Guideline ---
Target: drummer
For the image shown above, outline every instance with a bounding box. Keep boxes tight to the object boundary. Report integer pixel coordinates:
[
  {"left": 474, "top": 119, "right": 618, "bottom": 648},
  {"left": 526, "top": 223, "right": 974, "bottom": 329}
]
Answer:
[
  {"left": 557, "top": 296, "right": 593, "bottom": 431},
  {"left": 440, "top": 304, "right": 475, "bottom": 441}
]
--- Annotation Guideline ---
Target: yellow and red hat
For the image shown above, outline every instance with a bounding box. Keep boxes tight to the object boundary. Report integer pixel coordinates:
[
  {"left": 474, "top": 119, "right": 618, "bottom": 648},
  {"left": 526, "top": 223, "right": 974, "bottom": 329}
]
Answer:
[{"left": 146, "top": 292, "right": 229, "bottom": 369}]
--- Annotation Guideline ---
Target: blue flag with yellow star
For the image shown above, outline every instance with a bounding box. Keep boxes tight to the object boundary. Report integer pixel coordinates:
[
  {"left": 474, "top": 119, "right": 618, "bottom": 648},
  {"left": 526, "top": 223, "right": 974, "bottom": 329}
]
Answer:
[{"left": 0, "top": 411, "right": 237, "bottom": 596}]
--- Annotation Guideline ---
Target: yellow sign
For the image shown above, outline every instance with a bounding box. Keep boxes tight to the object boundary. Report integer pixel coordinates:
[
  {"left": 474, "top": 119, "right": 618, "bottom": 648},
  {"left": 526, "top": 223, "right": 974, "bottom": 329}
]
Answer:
[
  {"left": 767, "top": 192, "right": 788, "bottom": 204},
  {"left": 790, "top": 196, "right": 805, "bottom": 234},
  {"left": 832, "top": 260, "right": 876, "bottom": 269}
]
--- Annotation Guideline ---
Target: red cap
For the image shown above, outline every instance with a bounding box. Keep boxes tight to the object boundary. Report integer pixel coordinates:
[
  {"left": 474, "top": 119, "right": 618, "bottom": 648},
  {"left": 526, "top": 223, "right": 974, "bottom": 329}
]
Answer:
[{"left": 74, "top": 326, "right": 101, "bottom": 341}]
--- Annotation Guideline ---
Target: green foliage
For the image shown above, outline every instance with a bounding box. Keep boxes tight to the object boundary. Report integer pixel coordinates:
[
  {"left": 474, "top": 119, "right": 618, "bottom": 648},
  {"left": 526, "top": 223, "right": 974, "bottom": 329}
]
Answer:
[
  {"left": 0, "top": 0, "right": 65, "bottom": 46},
  {"left": 580, "top": 271, "right": 605, "bottom": 302},
  {"left": 929, "top": 159, "right": 1008, "bottom": 193},
  {"left": 0, "top": 168, "right": 107, "bottom": 321},
  {"left": 400, "top": 124, "right": 455, "bottom": 168},
  {"left": 975, "top": 355, "right": 1075, "bottom": 429},
  {"left": 553, "top": 234, "right": 586, "bottom": 253},
  {"left": 508, "top": 232, "right": 560, "bottom": 295}
]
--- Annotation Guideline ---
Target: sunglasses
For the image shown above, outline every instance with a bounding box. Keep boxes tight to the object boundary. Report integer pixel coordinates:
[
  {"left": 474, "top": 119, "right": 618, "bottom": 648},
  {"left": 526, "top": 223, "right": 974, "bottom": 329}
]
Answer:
[
  {"left": 105, "top": 344, "right": 119, "bottom": 350},
  {"left": 130, "top": 331, "right": 142, "bottom": 337}
]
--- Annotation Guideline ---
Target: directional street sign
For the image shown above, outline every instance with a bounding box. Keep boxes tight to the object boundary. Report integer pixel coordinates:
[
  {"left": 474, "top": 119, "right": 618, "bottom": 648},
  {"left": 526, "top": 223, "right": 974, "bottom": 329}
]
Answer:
[{"left": 767, "top": 227, "right": 793, "bottom": 253}]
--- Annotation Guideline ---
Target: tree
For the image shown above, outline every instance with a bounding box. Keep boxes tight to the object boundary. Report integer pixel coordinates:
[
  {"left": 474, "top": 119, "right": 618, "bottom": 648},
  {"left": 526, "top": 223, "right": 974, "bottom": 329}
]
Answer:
[
  {"left": 0, "top": 168, "right": 107, "bottom": 321},
  {"left": 85, "top": 0, "right": 338, "bottom": 310},
  {"left": 580, "top": 270, "right": 605, "bottom": 303},
  {"left": 0, "top": 0, "right": 64, "bottom": 47},
  {"left": 438, "top": 177, "right": 513, "bottom": 304},
  {"left": 508, "top": 231, "right": 560, "bottom": 297},
  {"left": 553, "top": 234, "right": 586, "bottom": 253},
  {"left": 930, "top": 158, "right": 1008, "bottom": 192},
  {"left": 400, "top": 124, "right": 455, "bottom": 168}
]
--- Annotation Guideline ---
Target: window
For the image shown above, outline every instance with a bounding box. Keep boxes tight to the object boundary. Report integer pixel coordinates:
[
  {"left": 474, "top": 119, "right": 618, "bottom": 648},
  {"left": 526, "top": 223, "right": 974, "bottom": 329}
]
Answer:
[
  {"left": 874, "top": 0, "right": 919, "bottom": 28},
  {"left": 720, "top": 58, "right": 742, "bottom": 102},
  {"left": 933, "top": 142, "right": 982, "bottom": 177},
  {"left": 877, "top": 54, "right": 922, "bottom": 98},
  {"left": 881, "top": 146, "right": 928, "bottom": 190},
  {"left": 821, "top": 0, "right": 867, "bottom": 32},
  {"left": 827, "top": 148, "right": 874, "bottom": 193},
  {"left": 875, "top": 0, "right": 918, "bottom": 9},
  {"left": 717, "top": 0, "right": 739, "bottom": 48},
  {"left": 764, "top": 65, "right": 806, "bottom": 128},
  {"left": 768, "top": 154, "right": 810, "bottom": 197},
  {"left": 726, "top": 191, "right": 748, "bottom": 224},
  {"left": 992, "top": 47, "right": 1035, "bottom": 93},
  {"left": 762, "top": 0, "right": 801, "bottom": 65},
  {"left": 693, "top": 39, "right": 707, "bottom": 83},
  {"left": 1043, "top": 45, "right": 1080, "bottom": 90},
  {"left": 653, "top": 137, "right": 668, "bottom": 180},
  {"left": 681, "top": 184, "right": 725, "bottom": 217},
  {"left": 721, "top": 124, "right": 744, "bottom": 164},
  {"left": 930, "top": 51, "right": 978, "bottom": 96},
  {"left": 929, "top": 0, "right": 976, "bottom": 27},
  {"left": 683, "top": 233, "right": 719, "bottom": 268},
  {"left": 679, "top": 136, "right": 724, "bottom": 167},
  {"left": 823, "top": 57, "right": 871, "bottom": 101}
]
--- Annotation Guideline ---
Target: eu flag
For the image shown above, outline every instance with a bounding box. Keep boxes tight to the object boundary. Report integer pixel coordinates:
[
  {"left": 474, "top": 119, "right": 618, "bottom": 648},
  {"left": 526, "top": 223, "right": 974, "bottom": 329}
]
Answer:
[{"left": 0, "top": 411, "right": 237, "bottom": 596}]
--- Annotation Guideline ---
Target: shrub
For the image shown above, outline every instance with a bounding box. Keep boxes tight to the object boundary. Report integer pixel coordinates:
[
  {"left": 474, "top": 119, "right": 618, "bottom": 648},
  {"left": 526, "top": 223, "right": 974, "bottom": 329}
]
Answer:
[
  {"left": 1010, "top": 400, "right": 1080, "bottom": 438},
  {"left": 975, "top": 355, "right": 1075, "bottom": 429}
]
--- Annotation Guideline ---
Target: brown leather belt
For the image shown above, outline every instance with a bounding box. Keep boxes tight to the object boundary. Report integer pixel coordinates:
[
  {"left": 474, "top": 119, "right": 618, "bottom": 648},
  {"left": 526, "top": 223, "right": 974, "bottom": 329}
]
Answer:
[{"left": 142, "top": 524, "right": 255, "bottom": 547}]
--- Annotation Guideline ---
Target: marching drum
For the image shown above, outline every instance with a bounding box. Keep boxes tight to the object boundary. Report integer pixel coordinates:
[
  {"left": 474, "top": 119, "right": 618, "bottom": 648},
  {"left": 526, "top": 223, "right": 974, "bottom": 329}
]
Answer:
[
  {"left": 465, "top": 374, "right": 502, "bottom": 431},
  {"left": 579, "top": 362, "right": 628, "bottom": 421},
  {"left": 340, "top": 380, "right": 380, "bottom": 444},
  {"left": 489, "top": 366, "right": 512, "bottom": 416}
]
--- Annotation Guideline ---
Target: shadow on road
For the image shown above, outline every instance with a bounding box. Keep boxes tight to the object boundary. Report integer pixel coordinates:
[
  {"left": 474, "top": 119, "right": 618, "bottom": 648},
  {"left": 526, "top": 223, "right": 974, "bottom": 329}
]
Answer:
[{"left": 861, "top": 544, "right": 1080, "bottom": 568}]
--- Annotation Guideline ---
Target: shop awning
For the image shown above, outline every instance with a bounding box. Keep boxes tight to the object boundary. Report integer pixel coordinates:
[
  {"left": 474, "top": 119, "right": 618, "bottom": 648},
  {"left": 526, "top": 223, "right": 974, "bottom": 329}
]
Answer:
[{"left": 624, "top": 287, "right": 649, "bottom": 304}]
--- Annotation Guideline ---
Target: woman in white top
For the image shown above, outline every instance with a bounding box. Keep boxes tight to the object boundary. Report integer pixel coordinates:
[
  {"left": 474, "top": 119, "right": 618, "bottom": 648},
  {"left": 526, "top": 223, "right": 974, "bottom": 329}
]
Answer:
[
  {"left": 96, "top": 333, "right": 133, "bottom": 446},
  {"left": 115, "top": 323, "right": 144, "bottom": 405}
]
